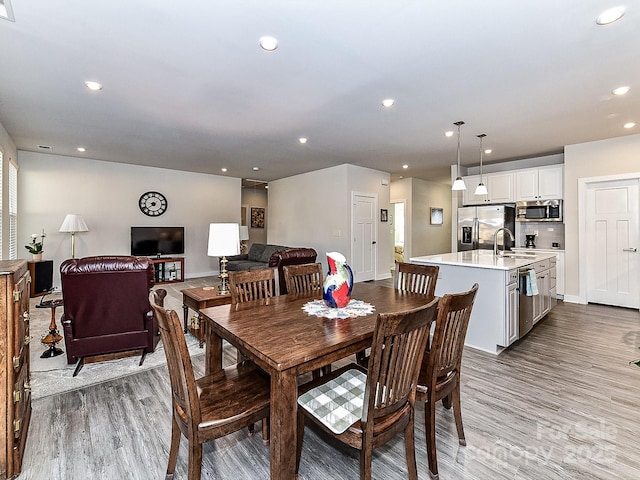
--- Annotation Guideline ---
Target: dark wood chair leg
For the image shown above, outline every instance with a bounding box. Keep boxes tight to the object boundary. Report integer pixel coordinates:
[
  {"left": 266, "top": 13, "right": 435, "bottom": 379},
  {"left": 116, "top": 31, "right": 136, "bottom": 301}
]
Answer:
[
  {"left": 452, "top": 384, "right": 466, "bottom": 446},
  {"left": 166, "top": 416, "right": 180, "bottom": 478},
  {"left": 404, "top": 414, "right": 418, "bottom": 480},
  {"left": 295, "top": 410, "right": 305, "bottom": 476},
  {"left": 359, "top": 436, "right": 374, "bottom": 480},
  {"left": 248, "top": 423, "right": 255, "bottom": 437},
  {"left": 425, "top": 398, "right": 439, "bottom": 480},
  {"left": 139, "top": 349, "right": 147, "bottom": 366},
  {"left": 262, "top": 417, "right": 270, "bottom": 445},
  {"left": 442, "top": 392, "right": 452, "bottom": 409},
  {"left": 187, "top": 442, "right": 203, "bottom": 480}
]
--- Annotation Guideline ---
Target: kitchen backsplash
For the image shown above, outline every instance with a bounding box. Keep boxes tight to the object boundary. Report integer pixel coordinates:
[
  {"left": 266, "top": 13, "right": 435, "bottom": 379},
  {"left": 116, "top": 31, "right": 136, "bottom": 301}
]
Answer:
[{"left": 515, "top": 222, "right": 565, "bottom": 249}]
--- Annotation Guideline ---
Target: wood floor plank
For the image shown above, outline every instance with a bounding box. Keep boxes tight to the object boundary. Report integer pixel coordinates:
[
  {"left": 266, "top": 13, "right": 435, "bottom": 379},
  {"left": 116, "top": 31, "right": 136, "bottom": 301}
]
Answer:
[{"left": 16, "top": 281, "right": 640, "bottom": 479}]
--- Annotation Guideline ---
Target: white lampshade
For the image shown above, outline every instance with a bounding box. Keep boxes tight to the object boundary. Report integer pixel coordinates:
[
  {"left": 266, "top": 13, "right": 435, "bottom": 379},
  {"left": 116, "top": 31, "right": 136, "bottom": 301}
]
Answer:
[
  {"left": 452, "top": 177, "right": 467, "bottom": 191},
  {"left": 59, "top": 214, "right": 89, "bottom": 233},
  {"left": 207, "top": 223, "right": 240, "bottom": 257},
  {"left": 474, "top": 183, "right": 488, "bottom": 195},
  {"left": 239, "top": 225, "right": 249, "bottom": 241}
]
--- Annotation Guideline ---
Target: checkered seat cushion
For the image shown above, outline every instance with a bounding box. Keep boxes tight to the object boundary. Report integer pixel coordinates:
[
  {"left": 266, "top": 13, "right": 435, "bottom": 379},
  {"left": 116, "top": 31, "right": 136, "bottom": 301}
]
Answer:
[{"left": 297, "top": 369, "right": 367, "bottom": 434}]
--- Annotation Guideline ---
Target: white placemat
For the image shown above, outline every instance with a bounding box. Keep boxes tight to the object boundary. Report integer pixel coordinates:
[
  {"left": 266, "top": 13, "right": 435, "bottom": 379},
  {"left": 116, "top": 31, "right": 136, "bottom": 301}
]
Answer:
[{"left": 302, "top": 299, "right": 375, "bottom": 319}]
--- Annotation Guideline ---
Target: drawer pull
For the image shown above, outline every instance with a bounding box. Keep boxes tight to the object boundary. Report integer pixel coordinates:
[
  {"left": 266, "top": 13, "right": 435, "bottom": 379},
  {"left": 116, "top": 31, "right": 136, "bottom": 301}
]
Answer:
[
  {"left": 13, "top": 390, "right": 21, "bottom": 403},
  {"left": 13, "top": 418, "right": 21, "bottom": 433},
  {"left": 23, "top": 311, "right": 30, "bottom": 322},
  {"left": 13, "top": 356, "right": 20, "bottom": 369},
  {"left": 24, "top": 381, "right": 32, "bottom": 391},
  {"left": 24, "top": 335, "right": 32, "bottom": 345}
]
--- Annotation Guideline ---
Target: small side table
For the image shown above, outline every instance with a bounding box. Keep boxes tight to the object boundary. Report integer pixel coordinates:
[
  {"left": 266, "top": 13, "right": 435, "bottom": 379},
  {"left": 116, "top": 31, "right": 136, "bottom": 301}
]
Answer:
[
  {"left": 36, "top": 298, "right": 64, "bottom": 358},
  {"left": 182, "top": 287, "right": 231, "bottom": 347}
]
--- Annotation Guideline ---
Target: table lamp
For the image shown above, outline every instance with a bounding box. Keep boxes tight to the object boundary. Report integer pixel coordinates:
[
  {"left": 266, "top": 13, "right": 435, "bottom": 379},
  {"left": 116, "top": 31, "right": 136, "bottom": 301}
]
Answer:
[
  {"left": 59, "top": 214, "right": 89, "bottom": 259},
  {"left": 208, "top": 223, "right": 240, "bottom": 295},
  {"left": 239, "top": 225, "right": 249, "bottom": 254}
]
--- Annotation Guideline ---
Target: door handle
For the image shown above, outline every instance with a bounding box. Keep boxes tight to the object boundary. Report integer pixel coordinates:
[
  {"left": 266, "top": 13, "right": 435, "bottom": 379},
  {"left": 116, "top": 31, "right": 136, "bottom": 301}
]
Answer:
[
  {"left": 623, "top": 247, "right": 637, "bottom": 252},
  {"left": 372, "top": 241, "right": 377, "bottom": 245}
]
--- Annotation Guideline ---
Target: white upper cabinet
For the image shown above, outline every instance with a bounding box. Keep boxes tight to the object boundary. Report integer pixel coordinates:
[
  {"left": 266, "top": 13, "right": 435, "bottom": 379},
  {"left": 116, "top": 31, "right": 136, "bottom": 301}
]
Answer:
[
  {"left": 462, "top": 172, "right": 514, "bottom": 205},
  {"left": 515, "top": 165, "right": 563, "bottom": 201}
]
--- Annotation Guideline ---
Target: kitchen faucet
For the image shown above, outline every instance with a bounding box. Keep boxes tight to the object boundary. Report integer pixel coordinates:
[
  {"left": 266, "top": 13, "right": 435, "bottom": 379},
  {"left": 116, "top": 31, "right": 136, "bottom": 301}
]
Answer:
[{"left": 494, "top": 227, "right": 514, "bottom": 256}]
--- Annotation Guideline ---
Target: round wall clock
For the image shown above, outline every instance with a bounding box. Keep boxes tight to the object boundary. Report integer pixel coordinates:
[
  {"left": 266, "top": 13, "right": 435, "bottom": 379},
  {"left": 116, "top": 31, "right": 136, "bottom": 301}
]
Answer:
[{"left": 139, "top": 191, "right": 168, "bottom": 216}]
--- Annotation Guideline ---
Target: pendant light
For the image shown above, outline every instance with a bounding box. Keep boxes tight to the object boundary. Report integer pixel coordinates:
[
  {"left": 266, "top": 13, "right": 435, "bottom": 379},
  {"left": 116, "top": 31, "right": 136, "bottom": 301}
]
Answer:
[
  {"left": 474, "top": 134, "right": 488, "bottom": 195},
  {"left": 451, "top": 121, "right": 466, "bottom": 191}
]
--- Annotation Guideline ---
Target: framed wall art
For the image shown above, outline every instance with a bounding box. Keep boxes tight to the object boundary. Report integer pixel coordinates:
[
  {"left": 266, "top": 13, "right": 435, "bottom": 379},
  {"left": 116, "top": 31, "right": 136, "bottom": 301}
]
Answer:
[
  {"left": 251, "top": 207, "right": 265, "bottom": 228},
  {"left": 430, "top": 207, "right": 443, "bottom": 225}
]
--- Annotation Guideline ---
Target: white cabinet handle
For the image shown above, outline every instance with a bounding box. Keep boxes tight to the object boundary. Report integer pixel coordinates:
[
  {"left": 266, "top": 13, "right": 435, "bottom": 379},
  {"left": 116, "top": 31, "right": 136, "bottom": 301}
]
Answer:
[{"left": 623, "top": 248, "right": 637, "bottom": 252}]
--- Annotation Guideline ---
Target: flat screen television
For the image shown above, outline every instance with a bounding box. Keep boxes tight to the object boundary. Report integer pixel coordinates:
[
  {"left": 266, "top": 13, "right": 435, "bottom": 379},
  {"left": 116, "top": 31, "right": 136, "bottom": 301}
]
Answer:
[{"left": 131, "top": 226, "right": 184, "bottom": 257}]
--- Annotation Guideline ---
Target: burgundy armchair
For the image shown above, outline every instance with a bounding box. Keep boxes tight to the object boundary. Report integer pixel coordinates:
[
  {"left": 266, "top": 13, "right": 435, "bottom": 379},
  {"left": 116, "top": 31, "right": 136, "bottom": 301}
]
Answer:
[{"left": 60, "top": 255, "right": 157, "bottom": 376}]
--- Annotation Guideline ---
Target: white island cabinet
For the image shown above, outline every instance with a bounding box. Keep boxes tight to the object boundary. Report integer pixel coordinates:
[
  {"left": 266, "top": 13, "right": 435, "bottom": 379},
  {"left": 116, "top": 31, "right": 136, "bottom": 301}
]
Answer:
[{"left": 410, "top": 250, "right": 557, "bottom": 355}]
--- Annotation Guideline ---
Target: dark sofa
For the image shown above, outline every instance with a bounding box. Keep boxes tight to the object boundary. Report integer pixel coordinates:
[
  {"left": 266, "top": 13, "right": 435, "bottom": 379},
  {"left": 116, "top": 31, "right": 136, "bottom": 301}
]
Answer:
[{"left": 226, "top": 243, "right": 317, "bottom": 294}]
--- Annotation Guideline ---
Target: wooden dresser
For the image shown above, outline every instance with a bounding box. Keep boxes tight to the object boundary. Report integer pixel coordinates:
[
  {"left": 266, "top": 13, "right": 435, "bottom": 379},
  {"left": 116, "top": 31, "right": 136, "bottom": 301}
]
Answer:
[{"left": 0, "top": 260, "right": 31, "bottom": 479}]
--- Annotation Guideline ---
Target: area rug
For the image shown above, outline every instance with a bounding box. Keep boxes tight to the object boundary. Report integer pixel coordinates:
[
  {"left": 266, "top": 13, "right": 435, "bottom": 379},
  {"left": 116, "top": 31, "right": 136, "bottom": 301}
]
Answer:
[{"left": 28, "top": 278, "right": 221, "bottom": 399}]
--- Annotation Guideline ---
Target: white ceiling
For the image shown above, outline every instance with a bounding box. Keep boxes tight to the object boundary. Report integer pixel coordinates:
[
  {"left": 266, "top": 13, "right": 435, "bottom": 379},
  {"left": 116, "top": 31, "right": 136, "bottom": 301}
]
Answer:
[{"left": 0, "top": 1, "right": 638, "bottom": 184}]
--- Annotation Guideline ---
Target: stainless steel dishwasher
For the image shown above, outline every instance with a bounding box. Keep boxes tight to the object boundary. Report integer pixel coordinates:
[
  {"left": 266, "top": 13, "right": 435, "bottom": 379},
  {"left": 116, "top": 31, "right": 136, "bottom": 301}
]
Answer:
[{"left": 518, "top": 267, "right": 538, "bottom": 338}]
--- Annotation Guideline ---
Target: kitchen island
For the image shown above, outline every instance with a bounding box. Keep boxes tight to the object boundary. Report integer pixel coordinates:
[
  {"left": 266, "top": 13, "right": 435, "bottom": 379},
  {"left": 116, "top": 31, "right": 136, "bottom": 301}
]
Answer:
[{"left": 410, "top": 249, "right": 557, "bottom": 354}]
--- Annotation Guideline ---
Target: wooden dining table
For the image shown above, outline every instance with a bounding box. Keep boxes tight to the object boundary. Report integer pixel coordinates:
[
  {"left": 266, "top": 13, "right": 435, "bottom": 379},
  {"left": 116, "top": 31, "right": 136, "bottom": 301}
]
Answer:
[{"left": 200, "top": 282, "right": 433, "bottom": 480}]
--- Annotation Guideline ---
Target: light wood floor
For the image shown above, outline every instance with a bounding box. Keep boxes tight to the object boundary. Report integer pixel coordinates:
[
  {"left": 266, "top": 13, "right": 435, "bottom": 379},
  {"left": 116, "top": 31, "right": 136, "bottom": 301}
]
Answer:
[{"left": 18, "top": 280, "right": 640, "bottom": 479}]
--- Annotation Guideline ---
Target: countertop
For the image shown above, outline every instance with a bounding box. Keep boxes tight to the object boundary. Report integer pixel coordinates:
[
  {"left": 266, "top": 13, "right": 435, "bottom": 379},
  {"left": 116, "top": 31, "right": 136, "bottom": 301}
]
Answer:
[
  {"left": 512, "top": 247, "right": 565, "bottom": 253},
  {"left": 410, "top": 249, "right": 557, "bottom": 271}
]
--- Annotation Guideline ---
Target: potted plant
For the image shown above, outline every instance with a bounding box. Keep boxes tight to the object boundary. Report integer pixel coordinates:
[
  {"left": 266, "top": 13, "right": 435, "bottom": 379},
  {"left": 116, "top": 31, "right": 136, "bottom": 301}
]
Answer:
[{"left": 25, "top": 229, "right": 46, "bottom": 261}]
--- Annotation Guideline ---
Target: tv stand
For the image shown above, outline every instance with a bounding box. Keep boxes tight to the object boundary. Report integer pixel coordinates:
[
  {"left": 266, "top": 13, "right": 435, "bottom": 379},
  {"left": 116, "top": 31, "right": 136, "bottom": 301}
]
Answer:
[{"left": 150, "top": 257, "right": 184, "bottom": 284}]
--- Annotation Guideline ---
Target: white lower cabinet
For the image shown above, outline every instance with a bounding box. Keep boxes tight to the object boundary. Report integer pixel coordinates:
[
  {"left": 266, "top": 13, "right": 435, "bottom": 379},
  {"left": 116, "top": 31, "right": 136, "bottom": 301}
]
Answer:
[{"left": 504, "top": 269, "right": 519, "bottom": 346}]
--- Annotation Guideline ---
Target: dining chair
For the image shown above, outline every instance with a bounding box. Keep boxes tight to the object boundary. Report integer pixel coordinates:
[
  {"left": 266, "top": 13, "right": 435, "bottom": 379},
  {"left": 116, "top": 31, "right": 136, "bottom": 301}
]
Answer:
[
  {"left": 416, "top": 283, "right": 478, "bottom": 480},
  {"left": 228, "top": 267, "right": 280, "bottom": 305},
  {"left": 295, "top": 298, "right": 439, "bottom": 480},
  {"left": 394, "top": 262, "right": 439, "bottom": 298},
  {"left": 283, "top": 262, "right": 324, "bottom": 296},
  {"left": 149, "top": 289, "right": 271, "bottom": 480},
  {"left": 356, "top": 262, "right": 439, "bottom": 366},
  {"left": 283, "top": 262, "right": 328, "bottom": 379}
]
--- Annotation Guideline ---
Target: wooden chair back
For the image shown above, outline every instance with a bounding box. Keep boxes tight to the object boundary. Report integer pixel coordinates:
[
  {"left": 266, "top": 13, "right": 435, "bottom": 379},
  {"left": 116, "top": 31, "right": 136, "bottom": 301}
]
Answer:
[
  {"left": 149, "top": 289, "right": 201, "bottom": 432},
  {"left": 364, "top": 298, "right": 439, "bottom": 423},
  {"left": 425, "top": 283, "right": 478, "bottom": 387},
  {"left": 394, "top": 262, "right": 439, "bottom": 299},
  {"left": 283, "top": 262, "right": 324, "bottom": 295},
  {"left": 229, "top": 267, "right": 280, "bottom": 305}
]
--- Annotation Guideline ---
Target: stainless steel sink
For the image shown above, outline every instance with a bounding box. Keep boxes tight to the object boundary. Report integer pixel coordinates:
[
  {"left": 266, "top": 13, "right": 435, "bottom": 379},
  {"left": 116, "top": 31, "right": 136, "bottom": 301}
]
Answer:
[{"left": 499, "top": 252, "right": 536, "bottom": 259}]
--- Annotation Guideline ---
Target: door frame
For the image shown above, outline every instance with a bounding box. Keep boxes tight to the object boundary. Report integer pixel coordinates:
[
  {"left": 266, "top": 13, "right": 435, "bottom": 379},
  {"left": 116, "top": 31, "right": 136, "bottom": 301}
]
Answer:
[
  {"left": 351, "top": 191, "right": 378, "bottom": 282},
  {"left": 578, "top": 172, "right": 640, "bottom": 306}
]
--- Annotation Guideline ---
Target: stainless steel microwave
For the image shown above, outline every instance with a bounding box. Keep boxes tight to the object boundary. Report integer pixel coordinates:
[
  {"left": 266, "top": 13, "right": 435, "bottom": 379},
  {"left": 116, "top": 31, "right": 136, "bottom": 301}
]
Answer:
[{"left": 516, "top": 200, "right": 563, "bottom": 222}]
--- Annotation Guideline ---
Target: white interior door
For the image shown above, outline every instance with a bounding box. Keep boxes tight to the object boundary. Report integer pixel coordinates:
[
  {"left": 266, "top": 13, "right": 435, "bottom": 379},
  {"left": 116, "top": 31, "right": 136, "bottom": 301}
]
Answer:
[
  {"left": 586, "top": 178, "right": 639, "bottom": 308},
  {"left": 352, "top": 193, "right": 376, "bottom": 282}
]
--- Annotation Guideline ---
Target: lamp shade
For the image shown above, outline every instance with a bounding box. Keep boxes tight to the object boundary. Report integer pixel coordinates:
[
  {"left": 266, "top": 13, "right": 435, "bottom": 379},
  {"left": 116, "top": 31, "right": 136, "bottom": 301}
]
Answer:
[
  {"left": 59, "top": 214, "right": 89, "bottom": 233},
  {"left": 207, "top": 223, "right": 240, "bottom": 257},
  {"left": 239, "top": 225, "right": 249, "bottom": 241}
]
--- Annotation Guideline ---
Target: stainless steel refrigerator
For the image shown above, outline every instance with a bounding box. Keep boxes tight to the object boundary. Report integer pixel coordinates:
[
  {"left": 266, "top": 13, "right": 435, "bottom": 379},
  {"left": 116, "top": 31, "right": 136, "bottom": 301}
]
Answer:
[{"left": 457, "top": 205, "right": 515, "bottom": 251}]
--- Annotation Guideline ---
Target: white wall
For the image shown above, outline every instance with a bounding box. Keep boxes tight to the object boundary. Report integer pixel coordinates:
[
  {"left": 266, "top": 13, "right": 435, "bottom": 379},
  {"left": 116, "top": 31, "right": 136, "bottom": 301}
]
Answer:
[
  {"left": 268, "top": 164, "right": 392, "bottom": 279},
  {"left": 18, "top": 151, "right": 241, "bottom": 286},
  {"left": 241, "top": 186, "right": 268, "bottom": 246},
  {"left": 0, "top": 120, "right": 18, "bottom": 259},
  {"left": 564, "top": 134, "right": 640, "bottom": 301},
  {"left": 391, "top": 177, "right": 452, "bottom": 259}
]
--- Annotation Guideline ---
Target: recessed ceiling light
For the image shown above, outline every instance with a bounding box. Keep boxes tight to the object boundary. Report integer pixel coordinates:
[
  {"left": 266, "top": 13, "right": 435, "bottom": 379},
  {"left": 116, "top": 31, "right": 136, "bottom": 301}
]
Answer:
[
  {"left": 612, "top": 86, "right": 630, "bottom": 96},
  {"left": 299, "top": 137, "right": 308, "bottom": 144},
  {"left": 252, "top": 167, "right": 260, "bottom": 171},
  {"left": 264, "top": 185, "right": 269, "bottom": 189},
  {"left": 221, "top": 167, "right": 228, "bottom": 172},
  {"left": 77, "top": 147, "right": 86, "bottom": 152},
  {"left": 445, "top": 131, "right": 454, "bottom": 137},
  {"left": 381, "top": 99, "right": 395, "bottom": 108},
  {"left": 596, "top": 6, "right": 625, "bottom": 25},
  {"left": 623, "top": 122, "right": 636, "bottom": 129},
  {"left": 0, "top": 0, "right": 15, "bottom": 21},
  {"left": 402, "top": 164, "right": 409, "bottom": 169},
  {"left": 259, "top": 36, "right": 278, "bottom": 51},
  {"left": 84, "top": 81, "right": 103, "bottom": 91},
  {"left": 484, "top": 149, "right": 492, "bottom": 154}
]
